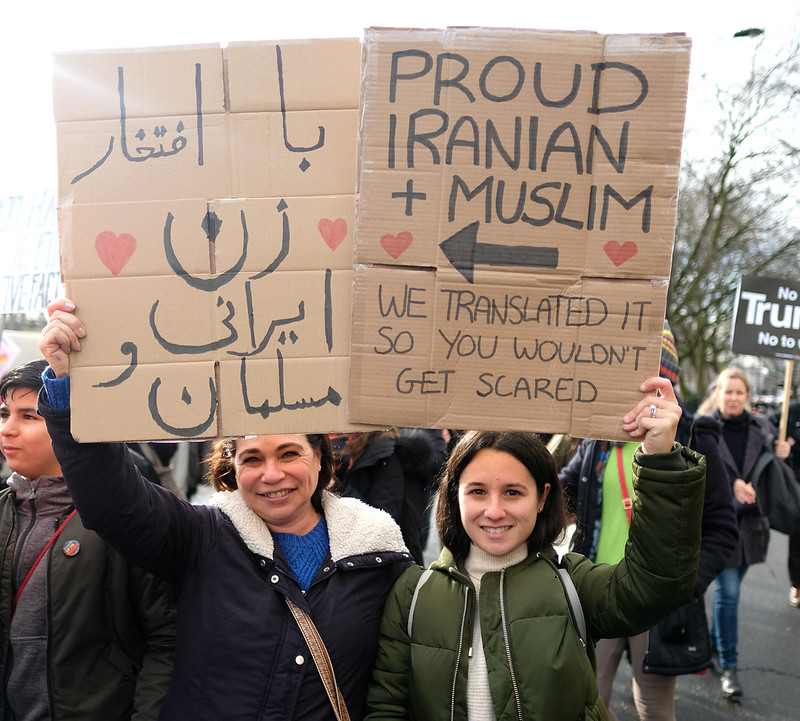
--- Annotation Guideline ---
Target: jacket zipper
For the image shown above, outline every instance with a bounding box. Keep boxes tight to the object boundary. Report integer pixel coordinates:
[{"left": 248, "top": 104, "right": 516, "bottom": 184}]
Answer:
[
  {"left": 12, "top": 492, "right": 38, "bottom": 589},
  {"left": 499, "top": 569, "right": 524, "bottom": 721},
  {"left": 450, "top": 584, "right": 469, "bottom": 721},
  {"left": 0, "top": 506, "right": 16, "bottom": 587}
]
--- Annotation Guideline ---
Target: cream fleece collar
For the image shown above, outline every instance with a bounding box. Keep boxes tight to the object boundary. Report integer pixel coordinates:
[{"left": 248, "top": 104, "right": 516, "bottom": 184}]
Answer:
[{"left": 208, "top": 489, "right": 408, "bottom": 561}]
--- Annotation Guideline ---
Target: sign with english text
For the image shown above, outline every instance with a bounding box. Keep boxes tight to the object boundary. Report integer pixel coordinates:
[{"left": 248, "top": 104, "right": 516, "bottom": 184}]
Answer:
[
  {"left": 54, "top": 29, "right": 691, "bottom": 442},
  {"left": 349, "top": 28, "right": 691, "bottom": 440},
  {"left": 731, "top": 275, "right": 800, "bottom": 361},
  {"left": 0, "top": 192, "right": 61, "bottom": 315}
]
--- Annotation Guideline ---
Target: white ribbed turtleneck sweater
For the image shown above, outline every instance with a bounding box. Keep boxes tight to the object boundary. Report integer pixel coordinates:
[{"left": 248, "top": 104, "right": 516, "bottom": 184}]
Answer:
[{"left": 463, "top": 543, "right": 528, "bottom": 720}]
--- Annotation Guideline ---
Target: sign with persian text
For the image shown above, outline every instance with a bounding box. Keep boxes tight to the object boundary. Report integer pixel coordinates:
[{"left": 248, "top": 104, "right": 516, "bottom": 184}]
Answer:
[{"left": 54, "top": 40, "right": 363, "bottom": 440}]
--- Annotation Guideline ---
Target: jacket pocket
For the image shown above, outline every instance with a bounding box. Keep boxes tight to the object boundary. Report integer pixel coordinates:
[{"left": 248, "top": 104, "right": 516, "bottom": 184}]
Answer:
[{"left": 107, "top": 643, "right": 140, "bottom": 682}]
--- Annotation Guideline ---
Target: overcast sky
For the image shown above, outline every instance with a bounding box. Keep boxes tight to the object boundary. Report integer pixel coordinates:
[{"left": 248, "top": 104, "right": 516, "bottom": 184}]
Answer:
[{"left": 1, "top": 0, "right": 798, "bottom": 197}]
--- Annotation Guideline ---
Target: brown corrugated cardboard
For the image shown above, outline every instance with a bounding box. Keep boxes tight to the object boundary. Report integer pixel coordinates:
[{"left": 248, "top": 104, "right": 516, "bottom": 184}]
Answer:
[
  {"left": 53, "top": 29, "right": 690, "bottom": 442},
  {"left": 350, "top": 28, "right": 690, "bottom": 440},
  {"left": 54, "top": 39, "right": 363, "bottom": 441}
]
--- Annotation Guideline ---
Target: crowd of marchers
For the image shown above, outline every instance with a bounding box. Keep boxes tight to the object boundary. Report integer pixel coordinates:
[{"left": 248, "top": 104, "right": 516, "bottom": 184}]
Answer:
[{"left": 0, "top": 301, "right": 796, "bottom": 721}]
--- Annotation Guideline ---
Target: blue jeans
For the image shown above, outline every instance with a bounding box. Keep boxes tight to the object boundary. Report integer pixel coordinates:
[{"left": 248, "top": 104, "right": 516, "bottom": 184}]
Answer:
[{"left": 711, "top": 565, "right": 749, "bottom": 668}]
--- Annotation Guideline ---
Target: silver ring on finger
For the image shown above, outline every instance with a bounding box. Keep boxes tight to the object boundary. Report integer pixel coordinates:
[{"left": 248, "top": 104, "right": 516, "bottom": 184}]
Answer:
[{"left": 650, "top": 404, "right": 657, "bottom": 419}]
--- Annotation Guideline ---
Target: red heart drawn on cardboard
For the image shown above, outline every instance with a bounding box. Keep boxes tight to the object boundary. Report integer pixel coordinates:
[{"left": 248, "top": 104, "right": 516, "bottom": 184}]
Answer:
[
  {"left": 95, "top": 231, "right": 137, "bottom": 276},
  {"left": 317, "top": 218, "right": 348, "bottom": 251},
  {"left": 603, "top": 240, "right": 638, "bottom": 267},
  {"left": 380, "top": 231, "right": 413, "bottom": 260}
]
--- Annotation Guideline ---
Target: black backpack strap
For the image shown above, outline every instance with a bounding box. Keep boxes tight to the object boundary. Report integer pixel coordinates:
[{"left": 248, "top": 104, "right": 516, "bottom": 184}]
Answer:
[
  {"left": 556, "top": 565, "right": 587, "bottom": 648},
  {"left": 411, "top": 559, "right": 588, "bottom": 650},
  {"left": 544, "top": 555, "right": 587, "bottom": 648}
]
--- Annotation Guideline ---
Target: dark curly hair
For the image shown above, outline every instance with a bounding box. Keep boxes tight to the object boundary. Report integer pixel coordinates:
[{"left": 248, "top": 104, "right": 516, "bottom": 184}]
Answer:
[
  {"left": 206, "top": 434, "right": 335, "bottom": 515},
  {"left": 435, "top": 430, "right": 567, "bottom": 560}
]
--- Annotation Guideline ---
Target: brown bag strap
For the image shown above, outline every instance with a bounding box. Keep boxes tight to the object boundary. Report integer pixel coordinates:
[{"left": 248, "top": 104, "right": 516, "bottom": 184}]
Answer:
[{"left": 285, "top": 598, "right": 351, "bottom": 721}]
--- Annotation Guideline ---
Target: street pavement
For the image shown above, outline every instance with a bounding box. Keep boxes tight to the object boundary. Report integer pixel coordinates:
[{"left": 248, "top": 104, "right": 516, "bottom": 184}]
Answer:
[{"left": 611, "top": 529, "right": 800, "bottom": 721}]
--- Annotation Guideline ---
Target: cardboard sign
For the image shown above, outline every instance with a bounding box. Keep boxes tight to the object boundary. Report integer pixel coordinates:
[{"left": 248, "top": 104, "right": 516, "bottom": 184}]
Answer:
[
  {"left": 53, "top": 39, "right": 364, "bottom": 441},
  {"left": 731, "top": 275, "right": 800, "bottom": 361},
  {"left": 350, "top": 29, "right": 690, "bottom": 439}
]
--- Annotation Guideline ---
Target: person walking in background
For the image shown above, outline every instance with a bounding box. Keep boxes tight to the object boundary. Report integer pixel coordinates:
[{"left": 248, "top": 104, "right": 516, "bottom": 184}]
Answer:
[
  {"left": 37, "top": 298, "right": 415, "bottom": 721},
  {"left": 0, "top": 359, "right": 176, "bottom": 720},
  {"left": 335, "top": 429, "right": 437, "bottom": 564},
  {"left": 366, "top": 376, "right": 707, "bottom": 721},
  {"left": 560, "top": 324, "right": 738, "bottom": 720},
  {"left": 406, "top": 428, "right": 448, "bottom": 551},
  {"left": 128, "top": 441, "right": 185, "bottom": 498},
  {"left": 698, "top": 367, "right": 792, "bottom": 699},
  {"left": 781, "top": 399, "right": 800, "bottom": 607}
]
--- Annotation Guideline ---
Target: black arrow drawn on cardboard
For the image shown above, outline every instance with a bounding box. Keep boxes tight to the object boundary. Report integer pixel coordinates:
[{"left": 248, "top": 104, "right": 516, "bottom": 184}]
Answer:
[{"left": 439, "top": 221, "right": 559, "bottom": 283}]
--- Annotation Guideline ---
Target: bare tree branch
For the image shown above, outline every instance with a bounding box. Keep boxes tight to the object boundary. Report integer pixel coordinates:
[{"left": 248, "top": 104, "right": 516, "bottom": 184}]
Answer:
[{"left": 668, "top": 39, "right": 800, "bottom": 399}]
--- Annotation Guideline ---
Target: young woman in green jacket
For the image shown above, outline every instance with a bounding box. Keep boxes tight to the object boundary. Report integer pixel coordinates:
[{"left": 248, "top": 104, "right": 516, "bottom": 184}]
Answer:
[{"left": 366, "top": 377, "right": 706, "bottom": 721}]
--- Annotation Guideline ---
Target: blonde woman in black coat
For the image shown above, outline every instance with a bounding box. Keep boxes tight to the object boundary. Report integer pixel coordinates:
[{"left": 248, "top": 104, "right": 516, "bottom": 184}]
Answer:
[{"left": 699, "top": 367, "right": 791, "bottom": 699}]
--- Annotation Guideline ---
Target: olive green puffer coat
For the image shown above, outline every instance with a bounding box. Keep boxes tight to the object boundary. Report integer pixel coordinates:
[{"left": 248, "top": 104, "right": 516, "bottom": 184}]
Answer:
[{"left": 366, "top": 443, "right": 706, "bottom": 721}]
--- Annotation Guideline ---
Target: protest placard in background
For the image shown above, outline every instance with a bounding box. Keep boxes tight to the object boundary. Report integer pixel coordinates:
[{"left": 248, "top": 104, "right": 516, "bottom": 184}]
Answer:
[
  {"left": 350, "top": 28, "right": 691, "bottom": 440},
  {"left": 731, "top": 275, "right": 800, "bottom": 361},
  {"left": 0, "top": 191, "right": 61, "bottom": 314},
  {"left": 53, "top": 39, "right": 363, "bottom": 440}
]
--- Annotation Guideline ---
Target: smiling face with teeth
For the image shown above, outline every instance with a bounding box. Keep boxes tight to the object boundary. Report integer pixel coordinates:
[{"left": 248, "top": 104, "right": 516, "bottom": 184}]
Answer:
[
  {"left": 457, "top": 448, "right": 550, "bottom": 557},
  {"left": 233, "top": 434, "right": 324, "bottom": 535}
]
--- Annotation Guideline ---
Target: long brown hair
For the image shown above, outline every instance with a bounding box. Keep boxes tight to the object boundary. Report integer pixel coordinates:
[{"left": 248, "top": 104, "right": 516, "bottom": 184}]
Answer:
[{"left": 435, "top": 430, "right": 567, "bottom": 560}]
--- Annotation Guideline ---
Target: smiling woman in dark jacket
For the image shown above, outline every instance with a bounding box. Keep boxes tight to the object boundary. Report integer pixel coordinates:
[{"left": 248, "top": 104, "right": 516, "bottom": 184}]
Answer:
[{"left": 37, "top": 299, "right": 414, "bottom": 721}]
